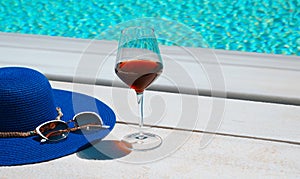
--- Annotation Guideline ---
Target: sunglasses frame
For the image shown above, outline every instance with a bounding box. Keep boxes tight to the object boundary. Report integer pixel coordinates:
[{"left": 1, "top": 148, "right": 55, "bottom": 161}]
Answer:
[
  {"left": 35, "top": 120, "right": 69, "bottom": 142},
  {"left": 36, "top": 111, "right": 110, "bottom": 143}
]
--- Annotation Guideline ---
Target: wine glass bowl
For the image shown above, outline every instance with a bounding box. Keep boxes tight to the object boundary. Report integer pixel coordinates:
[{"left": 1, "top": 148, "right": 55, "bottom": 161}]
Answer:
[
  {"left": 115, "top": 26, "right": 163, "bottom": 151},
  {"left": 115, "top": 59, "right": 163, "bottom": 93}
]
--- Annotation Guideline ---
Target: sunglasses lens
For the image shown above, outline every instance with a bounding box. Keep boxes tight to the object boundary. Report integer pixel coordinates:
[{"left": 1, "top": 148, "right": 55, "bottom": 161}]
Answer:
[
  {"left": 39, "top": 121, "right": 69, "bottom": 141},
  {"left": 74, "top": 112, "right": 103, "bottom": 130}
]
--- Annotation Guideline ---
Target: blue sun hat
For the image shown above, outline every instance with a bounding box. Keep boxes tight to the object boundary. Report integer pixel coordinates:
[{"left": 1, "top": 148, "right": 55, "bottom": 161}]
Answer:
[{"left": 0, "top": 67, "right": 116, "bottom": 166}]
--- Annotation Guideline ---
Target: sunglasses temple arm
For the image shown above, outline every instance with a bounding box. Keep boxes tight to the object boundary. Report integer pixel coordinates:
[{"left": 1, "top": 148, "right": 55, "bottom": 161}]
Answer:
[{"left": 70, "top": 124, "right": 110, "bottom": 131}]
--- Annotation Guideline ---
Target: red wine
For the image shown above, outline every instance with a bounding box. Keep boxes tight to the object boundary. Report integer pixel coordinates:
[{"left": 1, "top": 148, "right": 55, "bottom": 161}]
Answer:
[{"left": 115, "top": 59, "right": 163, "bottom": 93}]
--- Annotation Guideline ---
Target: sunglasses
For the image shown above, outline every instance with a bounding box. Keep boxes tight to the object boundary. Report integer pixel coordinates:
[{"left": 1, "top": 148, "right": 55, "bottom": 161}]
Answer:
[{"left": 0, "top": 107, "right": 110, "bottom": 143}]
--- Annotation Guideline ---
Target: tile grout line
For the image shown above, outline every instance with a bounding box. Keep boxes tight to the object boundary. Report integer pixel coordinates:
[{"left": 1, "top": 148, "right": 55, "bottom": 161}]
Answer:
[{"left": 116, "top": 121, "right": 300, "bottom": 146}]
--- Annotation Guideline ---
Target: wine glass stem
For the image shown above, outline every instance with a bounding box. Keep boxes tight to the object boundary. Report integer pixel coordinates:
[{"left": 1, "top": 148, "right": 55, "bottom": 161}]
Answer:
[{"left": 136, "top": 92, "right": 144, "bottom": 131}]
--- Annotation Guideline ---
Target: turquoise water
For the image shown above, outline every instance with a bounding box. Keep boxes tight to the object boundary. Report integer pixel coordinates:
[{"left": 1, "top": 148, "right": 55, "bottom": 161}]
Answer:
[{"left": 0, "top": 0, "right": 299, "bottom": 55}]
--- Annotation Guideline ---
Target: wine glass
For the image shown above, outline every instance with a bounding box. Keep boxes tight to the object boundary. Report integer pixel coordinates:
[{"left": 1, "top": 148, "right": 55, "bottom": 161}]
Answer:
[{"left": 115, "top": 26, "right": 163, "bottom": 151}]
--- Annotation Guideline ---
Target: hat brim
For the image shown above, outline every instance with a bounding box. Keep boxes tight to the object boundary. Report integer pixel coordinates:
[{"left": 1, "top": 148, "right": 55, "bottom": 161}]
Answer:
[{"left": 0, "top": 88, "right": 116, "bottom": 166}]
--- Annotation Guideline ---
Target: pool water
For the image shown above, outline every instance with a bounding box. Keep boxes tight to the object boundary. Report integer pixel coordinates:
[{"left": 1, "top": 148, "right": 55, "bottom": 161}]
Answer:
[{"left": 0, "top": 0, "right": 299, "bottom": 56}]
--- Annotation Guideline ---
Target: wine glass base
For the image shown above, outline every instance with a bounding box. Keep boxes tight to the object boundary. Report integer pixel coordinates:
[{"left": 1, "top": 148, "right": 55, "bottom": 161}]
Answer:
[{"left": 121, "top": 132, "right": 162, "bottom": 151}]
